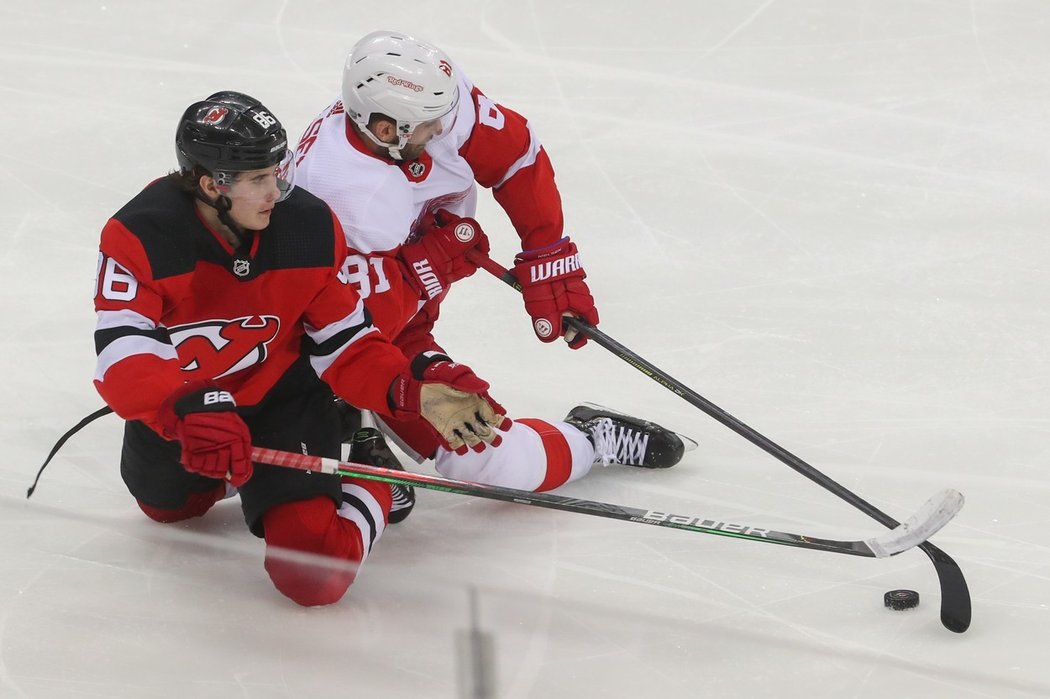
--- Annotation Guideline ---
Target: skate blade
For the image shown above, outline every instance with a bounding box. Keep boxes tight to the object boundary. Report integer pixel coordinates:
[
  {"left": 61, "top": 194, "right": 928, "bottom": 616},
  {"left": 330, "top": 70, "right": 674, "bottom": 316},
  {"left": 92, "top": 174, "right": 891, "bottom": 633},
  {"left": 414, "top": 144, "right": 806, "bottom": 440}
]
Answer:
[{"left": 678, "top": 433, "right": 699, "bottom": 452}]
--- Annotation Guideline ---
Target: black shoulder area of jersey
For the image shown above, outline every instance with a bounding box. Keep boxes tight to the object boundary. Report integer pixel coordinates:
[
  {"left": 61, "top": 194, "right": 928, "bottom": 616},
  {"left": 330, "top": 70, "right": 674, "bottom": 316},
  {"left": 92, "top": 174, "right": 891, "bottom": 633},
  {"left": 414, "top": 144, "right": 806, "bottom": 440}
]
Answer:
[
  {"left": 110, "top": 177, "right": 209, "bottom": 280},
  {"left": 111, "top": 179, "right": 337, "bottom": 280},
  {"left": 258, "top": 187, "right": 337, "bottom": 270}
]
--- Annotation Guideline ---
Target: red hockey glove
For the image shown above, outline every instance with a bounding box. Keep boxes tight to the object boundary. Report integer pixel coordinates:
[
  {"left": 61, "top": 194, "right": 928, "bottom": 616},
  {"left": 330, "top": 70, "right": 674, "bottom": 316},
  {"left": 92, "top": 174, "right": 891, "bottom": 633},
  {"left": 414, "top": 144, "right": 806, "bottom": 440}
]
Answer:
[
  {"left": 158, "top": 383, "right": 253, "bottom": 487},
  {"left": 388, "top": 351, "right": 510, "bottom": 454},
  {"left": 512, "top": 237, "right": 599, "bottom": 349},
  {"left": 399, "top": 210, "right": 490, "bottom": 301}
]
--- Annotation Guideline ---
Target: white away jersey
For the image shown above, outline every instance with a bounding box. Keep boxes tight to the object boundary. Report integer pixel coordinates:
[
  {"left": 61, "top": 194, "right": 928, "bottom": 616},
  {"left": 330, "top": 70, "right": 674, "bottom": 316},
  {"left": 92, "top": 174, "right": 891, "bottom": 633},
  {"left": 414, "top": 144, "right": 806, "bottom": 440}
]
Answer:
[{"left": 292, "top": 67, "right": 564, "bottom": 255}]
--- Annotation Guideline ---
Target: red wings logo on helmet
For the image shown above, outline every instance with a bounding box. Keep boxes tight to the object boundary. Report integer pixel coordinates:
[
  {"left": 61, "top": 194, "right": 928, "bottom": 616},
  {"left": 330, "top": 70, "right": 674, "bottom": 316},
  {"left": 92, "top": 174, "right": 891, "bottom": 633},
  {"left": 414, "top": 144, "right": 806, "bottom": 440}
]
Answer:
[
  {"left": 201, "top": 106, "right": 229, "bottom": 125},
  {"left": 439, "top": 60, "right": 452, "bottom": 77},
  {"left": 169, "top": 315, "right": 281, "bottom": 379},
  {"left": 387, "top": 75, "right": 424, "bottom": 92}
]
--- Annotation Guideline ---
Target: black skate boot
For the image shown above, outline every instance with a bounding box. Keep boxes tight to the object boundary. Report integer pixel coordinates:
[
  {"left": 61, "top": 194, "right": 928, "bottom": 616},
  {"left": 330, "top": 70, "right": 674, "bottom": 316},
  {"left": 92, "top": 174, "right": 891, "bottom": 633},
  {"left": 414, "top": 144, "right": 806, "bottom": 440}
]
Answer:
[
  {"left": 349, "top": 427, "right": 415, "bottom": 524},
  {"left": 564, "top": 404, "right": 695, "bottom": 468}
]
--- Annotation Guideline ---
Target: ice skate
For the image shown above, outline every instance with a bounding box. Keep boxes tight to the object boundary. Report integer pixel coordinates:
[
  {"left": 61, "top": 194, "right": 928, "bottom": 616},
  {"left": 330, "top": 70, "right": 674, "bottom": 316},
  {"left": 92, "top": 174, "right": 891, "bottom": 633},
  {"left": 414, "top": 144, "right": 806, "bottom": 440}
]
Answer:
[
  {"left": 564, "top": 403, "right": 696, "bottom": 469},
  {"left": 349, "top": 427, "right": 415, "bottom": 524}
]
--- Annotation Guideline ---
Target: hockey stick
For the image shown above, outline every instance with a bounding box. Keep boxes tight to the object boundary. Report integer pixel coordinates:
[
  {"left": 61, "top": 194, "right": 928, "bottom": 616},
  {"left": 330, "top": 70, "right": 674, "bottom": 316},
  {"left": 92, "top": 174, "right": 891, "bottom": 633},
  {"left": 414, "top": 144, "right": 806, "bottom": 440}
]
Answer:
[
  {"left": 251, "top": 447, "right": 962, "bottom": 559},
  {"left": 467, "top": 251, "right": 972, "bottom": 633}
]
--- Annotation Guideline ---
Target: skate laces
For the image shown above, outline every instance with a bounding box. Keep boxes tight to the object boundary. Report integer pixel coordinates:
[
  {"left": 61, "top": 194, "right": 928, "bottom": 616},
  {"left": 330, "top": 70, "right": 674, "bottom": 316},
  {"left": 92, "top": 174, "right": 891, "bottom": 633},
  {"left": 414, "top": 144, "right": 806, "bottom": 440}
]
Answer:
[
  {"left": 590, "top": 417, "right": 649, "bottom": 466},
  {"left": 390, "top": 483, "right": 414, "bottom": 510}
]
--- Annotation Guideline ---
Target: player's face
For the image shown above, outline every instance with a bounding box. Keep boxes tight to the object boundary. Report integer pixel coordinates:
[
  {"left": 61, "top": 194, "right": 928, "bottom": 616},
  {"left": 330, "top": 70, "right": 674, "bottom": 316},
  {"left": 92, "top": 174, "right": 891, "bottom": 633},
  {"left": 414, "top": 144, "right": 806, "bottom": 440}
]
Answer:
[{"left": 226, "top": 167, "right": 282, "bottom": 230}]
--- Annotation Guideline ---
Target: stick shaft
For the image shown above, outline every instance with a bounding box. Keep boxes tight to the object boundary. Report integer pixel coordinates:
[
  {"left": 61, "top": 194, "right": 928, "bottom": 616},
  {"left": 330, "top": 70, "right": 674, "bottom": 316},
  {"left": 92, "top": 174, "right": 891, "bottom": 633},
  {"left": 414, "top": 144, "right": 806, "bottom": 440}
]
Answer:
[
  {"left": 469, "top": 251, "right": 971, "bottom": 632},
  {"left": 470, "top": 253, "right": 903, "bottom": 521},
  {"left": 253, "top": 447, "right": 897, "bottom": 558}
]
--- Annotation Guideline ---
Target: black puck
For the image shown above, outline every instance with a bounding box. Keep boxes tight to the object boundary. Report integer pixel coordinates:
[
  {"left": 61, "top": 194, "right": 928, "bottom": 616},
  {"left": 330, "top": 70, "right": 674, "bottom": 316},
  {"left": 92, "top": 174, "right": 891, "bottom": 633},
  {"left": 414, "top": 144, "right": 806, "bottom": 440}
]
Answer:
[{"left": 884, "top": 589, "right": 920, "bottom": 610}]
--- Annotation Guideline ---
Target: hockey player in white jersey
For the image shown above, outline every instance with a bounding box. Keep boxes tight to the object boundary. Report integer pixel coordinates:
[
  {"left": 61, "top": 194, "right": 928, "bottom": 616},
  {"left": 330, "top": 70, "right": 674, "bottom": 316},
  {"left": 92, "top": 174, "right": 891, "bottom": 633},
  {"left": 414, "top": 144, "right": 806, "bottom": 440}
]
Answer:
[{"left": 293, "top": 30, "right": 691, "bottom": 491}]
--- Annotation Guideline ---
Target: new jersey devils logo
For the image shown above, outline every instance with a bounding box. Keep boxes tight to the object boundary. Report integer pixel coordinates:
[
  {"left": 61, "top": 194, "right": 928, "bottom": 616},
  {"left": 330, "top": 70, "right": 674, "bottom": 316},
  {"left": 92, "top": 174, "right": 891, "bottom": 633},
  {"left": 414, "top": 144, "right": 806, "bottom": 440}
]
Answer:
[
  {"left": 201, "top": 106, "right": 228, "bottom": 125},
  {"left": 169, "top": 315, "right": 281, "bottom": 379}
]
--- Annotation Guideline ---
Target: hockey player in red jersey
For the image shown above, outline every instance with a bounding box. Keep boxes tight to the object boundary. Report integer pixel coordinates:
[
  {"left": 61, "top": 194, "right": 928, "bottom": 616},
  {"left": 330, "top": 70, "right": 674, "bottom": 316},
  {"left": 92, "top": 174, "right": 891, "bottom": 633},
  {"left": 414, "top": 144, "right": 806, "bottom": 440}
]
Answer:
[
  {"left": 93, "top": 91, "right": 506, "bottom": 606},
  {"left": 293, "top": 31, "right": 692, "bottom": 491}
]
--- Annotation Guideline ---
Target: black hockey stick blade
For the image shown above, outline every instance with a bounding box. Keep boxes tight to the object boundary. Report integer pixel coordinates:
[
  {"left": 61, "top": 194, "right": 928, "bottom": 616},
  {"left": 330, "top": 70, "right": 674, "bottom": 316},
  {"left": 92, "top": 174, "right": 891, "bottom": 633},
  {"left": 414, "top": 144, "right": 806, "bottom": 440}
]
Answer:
[
  {"left": 252, "top": 447, "right": 962, "bottom": 560},
  {"left": 568, "top": 316, "right": 972, "bottom": 630},
  {"left": 922, "top": 542, "right": 971, "bottom": 632},
  {"left": 569, "top": 317, "right": 973, "bottom": 631}
]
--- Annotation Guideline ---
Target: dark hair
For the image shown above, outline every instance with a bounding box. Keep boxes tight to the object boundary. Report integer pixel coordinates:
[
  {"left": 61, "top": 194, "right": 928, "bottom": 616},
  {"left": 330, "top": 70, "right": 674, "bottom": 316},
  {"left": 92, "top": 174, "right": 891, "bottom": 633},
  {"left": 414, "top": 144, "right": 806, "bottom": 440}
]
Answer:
[
  {"left": 165, "top": 166, "right": 245, "bottom": 194},
  {"left": 166, "top": 168, "right": 204, "bottom": 193}
]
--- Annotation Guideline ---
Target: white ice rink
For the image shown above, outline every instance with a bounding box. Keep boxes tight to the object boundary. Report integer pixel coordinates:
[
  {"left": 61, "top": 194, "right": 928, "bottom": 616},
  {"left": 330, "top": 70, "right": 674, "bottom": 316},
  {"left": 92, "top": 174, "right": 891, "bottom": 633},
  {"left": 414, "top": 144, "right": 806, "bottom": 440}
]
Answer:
[{"left": 2, "top": 1, "right": 1049, "bottom": 696}]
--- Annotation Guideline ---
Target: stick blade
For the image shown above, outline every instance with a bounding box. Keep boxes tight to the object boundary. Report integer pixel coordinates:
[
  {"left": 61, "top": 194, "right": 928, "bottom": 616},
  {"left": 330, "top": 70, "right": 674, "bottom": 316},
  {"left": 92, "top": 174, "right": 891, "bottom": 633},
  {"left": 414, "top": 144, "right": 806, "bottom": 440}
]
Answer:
[
  {"left": 919, "top": 541, "right": 972, "bottom": 632},
  {"left": 864, "top": 489, "right": 964, "bottom": 558}
]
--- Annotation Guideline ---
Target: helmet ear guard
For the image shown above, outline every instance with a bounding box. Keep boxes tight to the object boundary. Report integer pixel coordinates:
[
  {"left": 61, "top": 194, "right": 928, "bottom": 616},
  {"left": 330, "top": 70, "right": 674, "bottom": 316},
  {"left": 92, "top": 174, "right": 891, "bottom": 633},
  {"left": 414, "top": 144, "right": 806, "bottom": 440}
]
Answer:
[{"left": 341, "top": 30, "right": 459, "bottom": 160}]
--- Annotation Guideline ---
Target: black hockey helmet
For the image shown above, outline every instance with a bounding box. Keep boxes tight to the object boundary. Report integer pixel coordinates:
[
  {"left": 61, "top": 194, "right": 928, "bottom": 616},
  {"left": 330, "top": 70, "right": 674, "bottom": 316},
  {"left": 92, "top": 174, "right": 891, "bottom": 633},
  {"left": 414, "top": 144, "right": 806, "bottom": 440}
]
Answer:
[{"left": 175, "top": 91, "right": 289, "bottom": 175}]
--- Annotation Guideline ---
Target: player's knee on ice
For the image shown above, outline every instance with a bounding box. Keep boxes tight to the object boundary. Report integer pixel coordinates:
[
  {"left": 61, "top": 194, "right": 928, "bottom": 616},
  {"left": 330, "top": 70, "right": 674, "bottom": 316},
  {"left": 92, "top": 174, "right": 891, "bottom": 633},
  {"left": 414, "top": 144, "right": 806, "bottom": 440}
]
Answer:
[{"left": 262, "top": 496, "right": 364, "bottom": 607}]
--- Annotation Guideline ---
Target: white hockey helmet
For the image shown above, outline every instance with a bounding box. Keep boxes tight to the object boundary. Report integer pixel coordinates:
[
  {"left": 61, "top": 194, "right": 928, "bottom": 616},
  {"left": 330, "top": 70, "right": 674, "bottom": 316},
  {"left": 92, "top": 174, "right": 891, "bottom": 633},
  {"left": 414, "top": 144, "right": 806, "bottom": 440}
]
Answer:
[{"left": 342, "top": 30, "right": 460, "bottom": 160}]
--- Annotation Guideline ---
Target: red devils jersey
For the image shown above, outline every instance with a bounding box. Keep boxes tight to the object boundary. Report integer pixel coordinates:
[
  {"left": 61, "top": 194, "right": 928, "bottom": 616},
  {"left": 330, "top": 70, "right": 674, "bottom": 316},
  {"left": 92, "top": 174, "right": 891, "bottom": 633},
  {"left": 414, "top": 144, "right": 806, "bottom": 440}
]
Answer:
[
  {"left": 293, "top": 66, "right": 564, "bottom": 338},
  {"left": 93, "top": 177, "right": 408, "bottom": 433}
]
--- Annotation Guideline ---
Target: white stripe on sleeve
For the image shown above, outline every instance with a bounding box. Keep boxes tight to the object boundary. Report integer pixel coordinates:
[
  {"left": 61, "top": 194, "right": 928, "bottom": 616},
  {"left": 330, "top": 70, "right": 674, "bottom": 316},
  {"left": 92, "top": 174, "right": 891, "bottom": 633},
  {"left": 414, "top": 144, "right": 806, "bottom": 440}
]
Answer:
[
  {"left": 95, "top": 308, "right": 156, "bottom": 331},
  {"left": 304, "top": 298, "right": 367, "bottom": 345},
  {"left": 493, "top": 121, "right": 542, "bottom": 189},
  {"left": 94, "top": 335, "right": 179, "bottom": 382}
]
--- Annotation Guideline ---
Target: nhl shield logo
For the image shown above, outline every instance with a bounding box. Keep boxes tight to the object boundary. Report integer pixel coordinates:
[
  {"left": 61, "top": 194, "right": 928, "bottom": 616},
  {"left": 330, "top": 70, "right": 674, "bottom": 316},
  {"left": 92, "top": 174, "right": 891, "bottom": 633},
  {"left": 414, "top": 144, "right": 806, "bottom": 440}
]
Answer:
[
  {"left": 232, "top": 258, "right": 251, "bottom": 277},
  {"left": 409, "top": 161, "right": 426, "bottom": 177}
]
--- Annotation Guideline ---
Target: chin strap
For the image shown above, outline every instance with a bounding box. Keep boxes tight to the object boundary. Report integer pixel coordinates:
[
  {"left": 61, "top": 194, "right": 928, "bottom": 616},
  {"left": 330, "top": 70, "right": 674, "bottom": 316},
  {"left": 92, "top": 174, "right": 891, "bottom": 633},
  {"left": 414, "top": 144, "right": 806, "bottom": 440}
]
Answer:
[
  {"left": 354, "top": 121, "right": 407, "bottom": 161},
  {"left": 194, "top": 191, "right": 244, "bottom": 244},
  {"left": 194, "top": 190, "right": 255, "bottom": 278}
]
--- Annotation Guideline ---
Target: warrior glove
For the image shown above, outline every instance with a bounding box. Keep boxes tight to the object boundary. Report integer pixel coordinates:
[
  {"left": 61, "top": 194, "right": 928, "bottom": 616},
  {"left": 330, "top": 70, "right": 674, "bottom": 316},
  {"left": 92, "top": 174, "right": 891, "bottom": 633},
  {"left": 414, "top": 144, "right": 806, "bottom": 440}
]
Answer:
[{"left": 512, "top": 237, "right": 599, "bottom": 348}]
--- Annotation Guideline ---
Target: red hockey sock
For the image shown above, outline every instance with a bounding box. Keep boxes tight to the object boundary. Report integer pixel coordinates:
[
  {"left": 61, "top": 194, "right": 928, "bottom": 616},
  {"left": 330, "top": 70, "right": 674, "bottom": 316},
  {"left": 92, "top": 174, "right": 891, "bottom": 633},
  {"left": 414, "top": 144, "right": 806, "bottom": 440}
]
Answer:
[
  {"left": 263, "top": 493, "right": 380, "bottom": 607},
  {"left": 518, "top": 418, "right": 573, "bottom": 492},
  {"left": 339, "top": 475, "right": 393, "bottom": 525}
]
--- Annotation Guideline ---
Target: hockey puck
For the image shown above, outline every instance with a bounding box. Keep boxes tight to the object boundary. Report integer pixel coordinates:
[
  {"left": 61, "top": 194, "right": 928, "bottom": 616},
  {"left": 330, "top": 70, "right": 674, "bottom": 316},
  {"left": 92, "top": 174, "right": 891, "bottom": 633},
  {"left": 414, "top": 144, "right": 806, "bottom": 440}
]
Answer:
[{"left": 884, "top": 589, "right": 920, "bottom": 610}]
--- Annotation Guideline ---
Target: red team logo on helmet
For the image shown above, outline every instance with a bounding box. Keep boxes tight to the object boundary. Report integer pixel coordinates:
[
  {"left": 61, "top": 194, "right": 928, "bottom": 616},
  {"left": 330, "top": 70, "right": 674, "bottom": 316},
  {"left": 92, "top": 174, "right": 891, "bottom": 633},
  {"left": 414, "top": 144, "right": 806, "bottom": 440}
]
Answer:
[
  {"left": 438, "top": 60, "right": 452, "bottom": 77},
  {"left": 169, "top": 315, "right": 281, "bottom": 379},
  {"left": 200, "top": 106, "right": 229, "bottom": 125}
]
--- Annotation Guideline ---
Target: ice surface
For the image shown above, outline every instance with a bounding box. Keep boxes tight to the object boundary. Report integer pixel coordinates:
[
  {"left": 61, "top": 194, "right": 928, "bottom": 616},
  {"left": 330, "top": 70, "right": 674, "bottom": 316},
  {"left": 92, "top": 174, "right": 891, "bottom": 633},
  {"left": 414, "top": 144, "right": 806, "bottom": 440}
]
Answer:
[{"left": 2, "top": 1, "right": 1049, "bottom": 697}]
